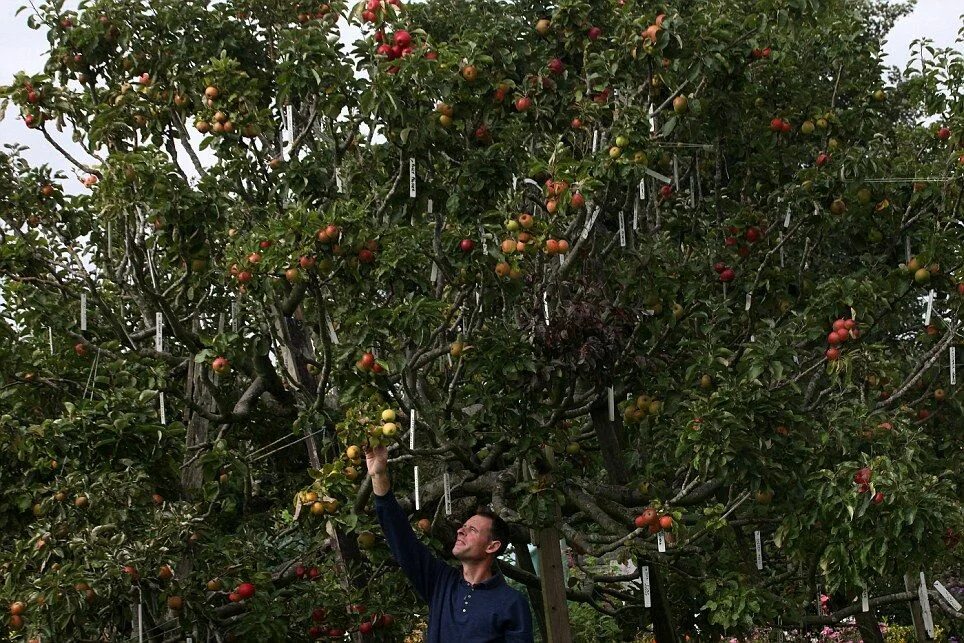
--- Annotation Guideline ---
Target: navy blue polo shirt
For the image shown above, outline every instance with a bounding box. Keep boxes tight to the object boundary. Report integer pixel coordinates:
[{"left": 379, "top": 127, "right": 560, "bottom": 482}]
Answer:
[{"left": 374, "top": 490, "right": 533, "bottom": 642}]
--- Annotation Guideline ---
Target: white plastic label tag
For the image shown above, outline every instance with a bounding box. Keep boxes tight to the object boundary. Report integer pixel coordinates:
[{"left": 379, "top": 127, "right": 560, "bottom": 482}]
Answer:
[
  {"left": 950, "top": 347, "right": 957, "bottom": 386},
  {"left": 657, "top": 531, "right": 666, "bottom": 552},
  {"left": 754, "top": 531, "right": 763, "bottom": 570},
  {"left": 443, "top": 472, "right": 452, "bottom": 515},
  {"left": 159, "top": 392, "right": 166, "bottom": 425},
  {"left": 414, "top": 466, "right": 420, "bottom": 510},
  {"left": 48, "top": 327, "right": 54, "bottom": 355},
  {"left": 642, "top": 566, "right": 651, "bottom": 607},
  {"left": 582, "top": 208, "right": 600, "bottom": 239},
  {"left": 80, "top": 294, "right": 87, "bottom": 331},
  {"left": 409, "top": 158, "right": 416, "bottom": 198},
  {"left": 607, "top": 387, "right": 615, "bottom": 421},
  {"left": 155, "top": 312, "right": 163, "bottom": 351},
  {"left": 619, "top": 212, "right": 626, "bottom": 247},
  {"left": 924, "top": 290, "right": 935, "bottom": 326},
  {"left": 409, "top": 409, "right": 416, "bottom": 449},
  {"left": 934, "top": 581, "right": 962, "bottom": 611},
  {"left": 861, "top": 590, "right": 870, "bottom": 612}
]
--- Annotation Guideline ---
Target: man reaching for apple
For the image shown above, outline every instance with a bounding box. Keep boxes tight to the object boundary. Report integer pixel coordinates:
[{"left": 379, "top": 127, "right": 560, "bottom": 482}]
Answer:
[{"left": 365, "top": 445, "right": 533, "bottom": 642}]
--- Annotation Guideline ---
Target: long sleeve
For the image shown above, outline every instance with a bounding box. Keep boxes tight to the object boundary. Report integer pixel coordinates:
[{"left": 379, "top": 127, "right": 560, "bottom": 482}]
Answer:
[
  {"left": 373, "top": 490, "right": 448, "bottom": 603},
  {"left": 502, "top": 592, "right": 534, "bottom": 642}
]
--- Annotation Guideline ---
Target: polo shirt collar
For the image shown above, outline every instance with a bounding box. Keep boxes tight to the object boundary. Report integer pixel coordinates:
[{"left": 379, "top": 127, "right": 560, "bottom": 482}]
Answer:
[{"left": 461, "top": 569, "right": 505, "bottom": 590}]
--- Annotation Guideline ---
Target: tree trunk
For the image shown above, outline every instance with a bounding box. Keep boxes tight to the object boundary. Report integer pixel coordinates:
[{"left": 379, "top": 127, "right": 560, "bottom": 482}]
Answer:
[
  {"left": 273, "top": 306, "right": 323, "bottom": 468},
  {"left": 589, "top": 401, "right": 629, "bottom": 485},
  {"left": 512, "top": 537, "right": 547, "bottom": 642},
  {"left": 855, "top": 610, "right": 884, "bottom": 643},
  {"left": 181, "top": 361, "right": 216, "bottom": 497},
  {"left": 640, "top": 556, "right": 678, "bottom": 643},
  {"left": 532, "top": 512, "right": 572, "bottom": 643}
]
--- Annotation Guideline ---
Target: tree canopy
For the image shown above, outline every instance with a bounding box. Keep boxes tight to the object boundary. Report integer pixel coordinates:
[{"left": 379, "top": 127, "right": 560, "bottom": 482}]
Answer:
[{"left": 0, "top": 0, "right": 962, "bottom": 640}]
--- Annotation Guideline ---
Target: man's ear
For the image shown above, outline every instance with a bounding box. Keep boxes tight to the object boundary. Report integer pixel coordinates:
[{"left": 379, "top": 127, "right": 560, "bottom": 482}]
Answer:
[{"left": 485, "top": 539, "right": 501, "bottom": 555}]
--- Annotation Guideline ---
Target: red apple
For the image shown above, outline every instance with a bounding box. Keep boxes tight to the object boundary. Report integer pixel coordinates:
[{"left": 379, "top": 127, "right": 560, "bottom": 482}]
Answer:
[
  {"left": 459, "top": 239, "right": 475, "bottom": 253},
  {"left": 871, "top": 492, "right": 884, "bottom": 504},
  {"left": 547, "top": 58, "right": 564, "bottom": 75},
  {"left": 515, "top": 96, "right": 532, "bottom": 112},
  {"left": 825, "top": 347, "right": 840, "bottom": 361},
  {"left": 719, "top": 268, "right": 735, "bottom": 283},
  {"left": 713, "top": 262, "right": 727, "bottom": 274},
  {"left": 745, "top": 227, "right": 761, "bottom": 243},
  {"left": 235, "top": 582, "right": 256, "bottom": 600},
  {"left": 937, "top": 126, "right": 951, "bottom": 140},
  {"left": 588, "top": 26, "right": 602, "bottom": 41},
  {"left": 359, "top": 352, "right": 376, "bottom": 371},
  {"left": 212, "top": 356, "right": 230, "bottom": 374},
  {"left": 570, "top": 192, "right": 585, "bottom": 209},
  {"left": 393, "top": 30, "right": 411, "bottom": 47}
]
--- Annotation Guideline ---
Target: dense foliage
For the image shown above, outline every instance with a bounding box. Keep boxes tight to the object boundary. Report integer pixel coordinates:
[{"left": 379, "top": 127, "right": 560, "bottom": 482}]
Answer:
[{"left": 0, "top": 0, "right": 962, "bottom": 640}]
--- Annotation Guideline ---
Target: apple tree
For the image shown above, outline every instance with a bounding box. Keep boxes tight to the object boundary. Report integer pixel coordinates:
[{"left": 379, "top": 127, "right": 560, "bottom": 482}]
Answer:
[{"left": 0, "top": 0, "right": 962, "bottom": 640}]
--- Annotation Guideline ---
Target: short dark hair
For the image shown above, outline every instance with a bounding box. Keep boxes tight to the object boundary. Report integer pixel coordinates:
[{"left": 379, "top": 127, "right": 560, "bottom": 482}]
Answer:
[{"left": 474, "top": 507, "right": 510, "bottom": 557}]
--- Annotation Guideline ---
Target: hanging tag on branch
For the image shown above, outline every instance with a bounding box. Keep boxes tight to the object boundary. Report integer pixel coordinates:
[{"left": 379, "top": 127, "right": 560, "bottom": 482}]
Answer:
[
  {"left": 672, "top": 155, "right": 679, "bottom": 189},
  {"left": 784, "top": 205, "right": 792, "bottom": 228},
  {"left": 285, "top": 104, "right": 295, "bottom": 150},
  {"left": 934, "top": 581, "right": 963, "bottom": 611},
  {"left": 919, "top": 572, "right": 935, "bottom": 636},
  {"left": 409, "top": 158, "right": 417, "bottom": 198},
  {"left": 48, "top": 327, "right": 54, "bottom": 355},
  {"left": 582, "top": 207, "right": 600, "bottom": 239},
  {"left": 745, "top": 293, "right": 752, "bottom": 312},
  {"left": 335, "top": 168, "right": 343, "bottom": 193},
  {"left": 950, "top": 347, "right": 957, "bottom": 386},
  {"left": 409, "top": 409, "right": 416, "bottom": 450},
  {"left": 924, "top": 290, "right": 935, "bottom": 326},
  {"left": 639, "top": 178, "right": 646, "bottom": 201},
  {"left": 414, "top": 466, "right": 421, "bottom": 511},
  {"left": 754, "top": 530, "right": 763, "bottom": 570},
  {"left": 512, "top": 175, "right": 518, "bottom": 191},
  {"left": 643, "top": 167, "right": 672, "bottom": 184},
  {"left": 641, "top": 567, "right": 652, "bottom": 607},
  {"left": 430, "top": 261, "right": 439, "bottom": 284},
  {"left": 591, "top": 130, "right": 599, "bottom": 154},
  {"left": 633, "top": 196, "right": 640, "bottom": 232},
  {"left": 657, "top": 531, "right": 666, "bottom": 553},
  {"left": 159, "top": 393, "right": 166, "bottom": 425},
  {"left": 619, "top": 211, "right": 627, "bottom": 247},
  {"left": 648, "top": 103, "right": 656, "bottom": 134},
  {"left": 543, "top": 292, "right": 550, "bottom": 325},
  {"left": 443, "top": 471, "right": 452, "bottom": 515},
  {"left": 155, "top": 312, "right": 163, "bottom": 352},
  {"left": 905, "top": 236, "right": 912, "bottom": 264},
  {"left": 861, "top": 589, "right": 870, "bottom": 612},
  {"left": 107, "top": 221, "right": 112, "bottom": 259},
  {"left": 607, "top": 387, "right": 615, "bottom": 421},
  {"left": 80, "top": 294, "right": 88, "bottom": 331}
]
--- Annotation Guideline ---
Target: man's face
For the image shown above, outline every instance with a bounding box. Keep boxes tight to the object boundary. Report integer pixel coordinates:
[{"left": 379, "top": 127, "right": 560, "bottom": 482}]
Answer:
[{"left": 452, "top": 514, "right": 500, "bottom": 561}]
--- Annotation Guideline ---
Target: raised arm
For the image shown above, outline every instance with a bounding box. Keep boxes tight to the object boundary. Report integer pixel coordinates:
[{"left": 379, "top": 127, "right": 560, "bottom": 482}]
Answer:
[{"left": 365, "top": 446, "right": 448, "bottom": 602}]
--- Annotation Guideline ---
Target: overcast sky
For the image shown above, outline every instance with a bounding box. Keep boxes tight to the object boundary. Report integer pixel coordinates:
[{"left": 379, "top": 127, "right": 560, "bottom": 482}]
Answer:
[{"left": 0, "top": 0, "right": 960, "bottom": 186}]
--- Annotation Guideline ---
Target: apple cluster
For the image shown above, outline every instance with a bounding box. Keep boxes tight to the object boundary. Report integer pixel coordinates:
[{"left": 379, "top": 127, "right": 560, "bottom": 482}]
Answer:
[
  {"left": 622, "top": 393, "right": 662, "bottom": 424},
  {"left": 307, "top": 606, "right": 394, "bottom": 639},
  {"left": 634, "top": 506, "right": 674, "bottom": 534},
  {"left": 824, "top": 318, "right": 859, "bottom": 362},
  {"left": 852, "top": 467, "right": 884, "bottom": 504}
]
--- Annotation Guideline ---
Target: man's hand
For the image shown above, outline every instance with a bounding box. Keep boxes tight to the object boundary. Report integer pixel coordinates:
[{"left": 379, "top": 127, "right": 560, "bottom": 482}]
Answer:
[{"left": 365, "top": 445, "right": 390, "bottom": 495}]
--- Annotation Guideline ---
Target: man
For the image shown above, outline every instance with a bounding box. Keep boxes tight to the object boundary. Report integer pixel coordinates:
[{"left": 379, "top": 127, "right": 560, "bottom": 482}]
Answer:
[{"left": 365, "top": 445, "right": 533, "bottom": 642}]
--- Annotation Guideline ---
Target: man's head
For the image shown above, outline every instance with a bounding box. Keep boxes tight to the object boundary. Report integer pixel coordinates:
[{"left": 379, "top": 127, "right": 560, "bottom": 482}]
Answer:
[{"left": 451, "top": 507, "right": 510, "bottom": 563}]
